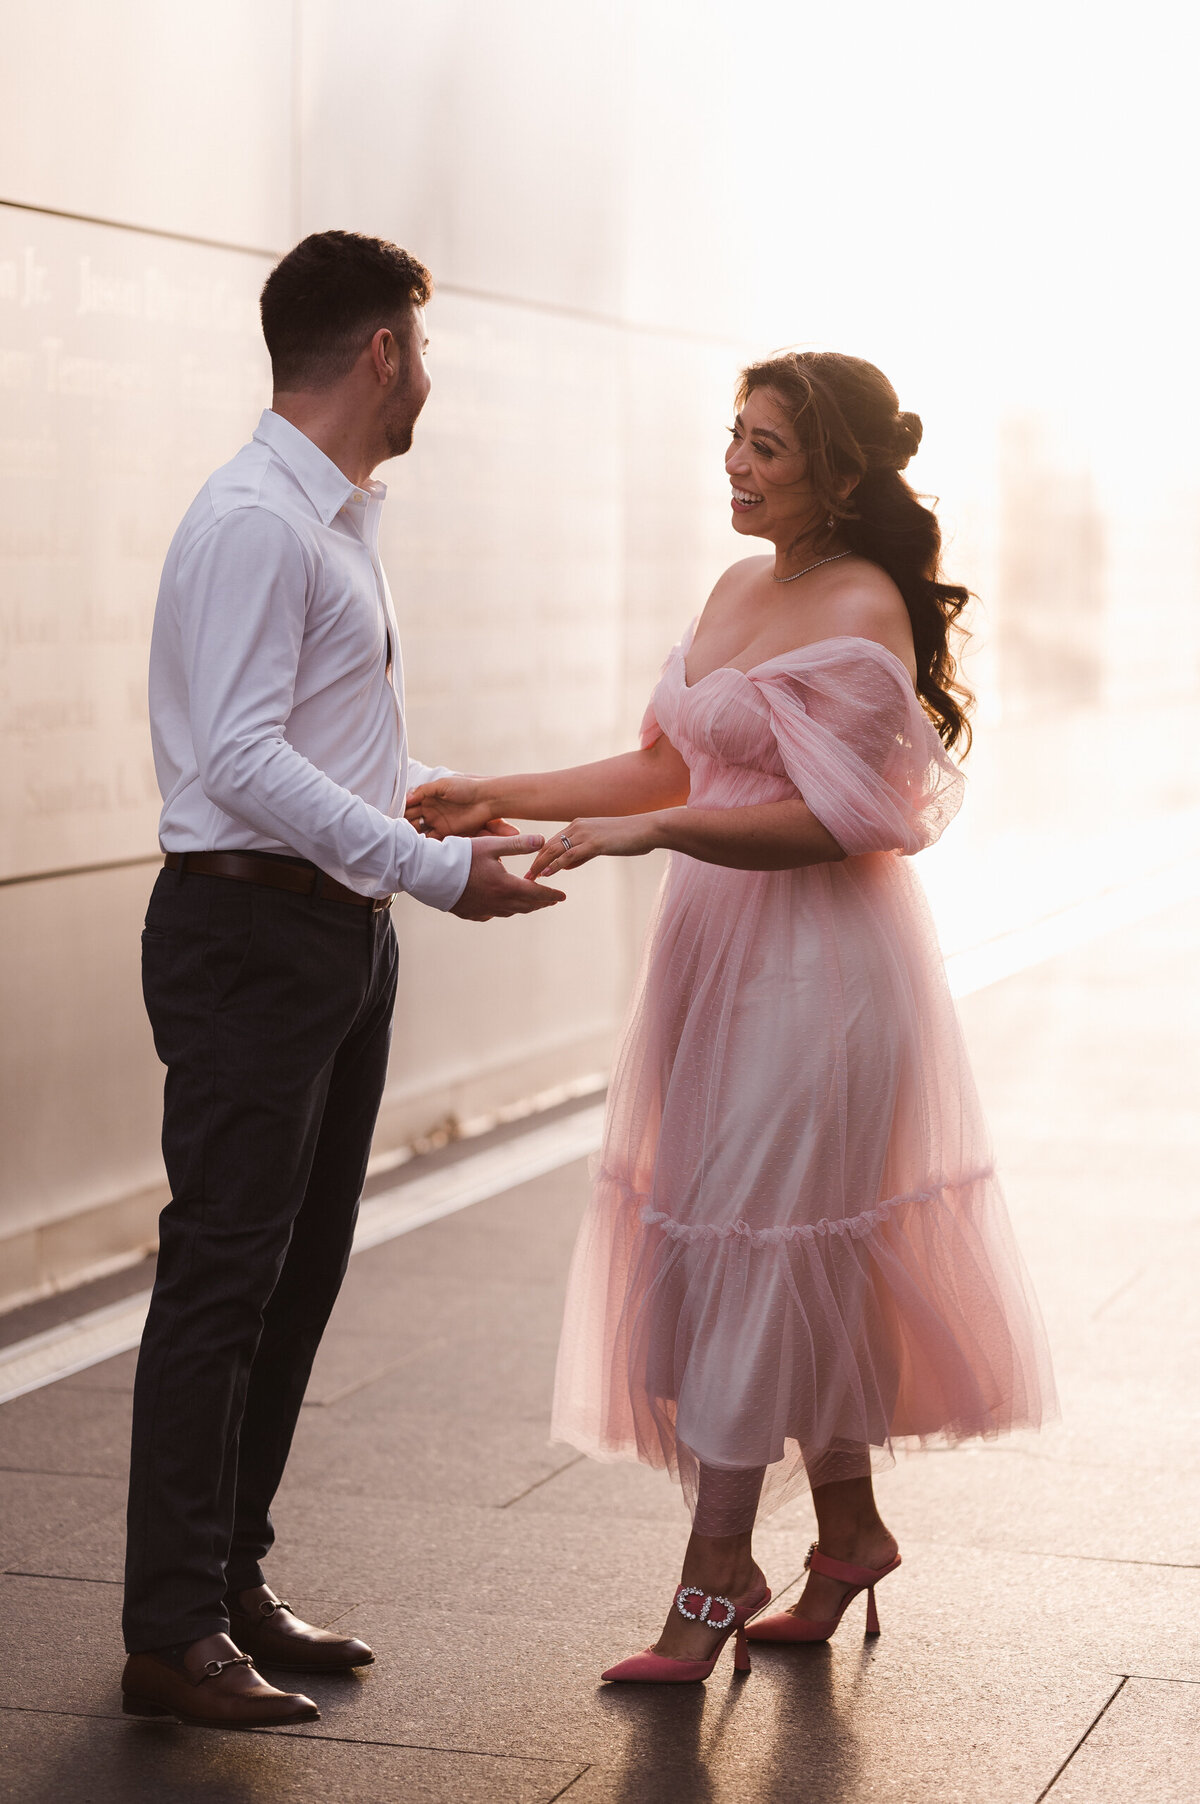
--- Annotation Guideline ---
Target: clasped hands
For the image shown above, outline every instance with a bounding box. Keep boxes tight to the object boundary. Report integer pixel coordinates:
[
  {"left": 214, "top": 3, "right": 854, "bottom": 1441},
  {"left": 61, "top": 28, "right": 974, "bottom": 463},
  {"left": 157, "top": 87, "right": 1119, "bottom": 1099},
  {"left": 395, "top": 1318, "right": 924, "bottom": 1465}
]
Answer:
[{"left": 406, "top": 777, "right": 658, "bottom": 919}]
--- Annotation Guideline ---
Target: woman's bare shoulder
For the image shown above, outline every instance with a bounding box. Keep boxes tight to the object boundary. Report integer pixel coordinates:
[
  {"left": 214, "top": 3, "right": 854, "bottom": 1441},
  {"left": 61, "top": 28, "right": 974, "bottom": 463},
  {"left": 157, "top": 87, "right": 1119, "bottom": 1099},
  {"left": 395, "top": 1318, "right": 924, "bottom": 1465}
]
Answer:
[
  {"left": 698, "top": 556, "right": 772, "bottom": 622},
  {"left": 720, "top": 554, "right": 775, "bottom": 582},
  {"left": 709, "top": 555, "right": 772, "bottom": 598},
  {"left": 825, "top": 562, "right": 916, "bottom": 671}
]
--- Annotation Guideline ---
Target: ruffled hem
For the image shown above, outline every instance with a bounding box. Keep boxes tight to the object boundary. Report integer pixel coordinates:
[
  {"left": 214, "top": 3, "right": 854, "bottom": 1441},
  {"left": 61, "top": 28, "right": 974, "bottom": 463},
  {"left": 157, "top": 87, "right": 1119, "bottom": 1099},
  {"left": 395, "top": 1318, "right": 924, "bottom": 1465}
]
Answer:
[
  {"left": 551, "top": 1157, "right": 1057, "bottom": 1523},
  {"left": 630, "top": 1164, "right": 996, "bottom": 1248}
]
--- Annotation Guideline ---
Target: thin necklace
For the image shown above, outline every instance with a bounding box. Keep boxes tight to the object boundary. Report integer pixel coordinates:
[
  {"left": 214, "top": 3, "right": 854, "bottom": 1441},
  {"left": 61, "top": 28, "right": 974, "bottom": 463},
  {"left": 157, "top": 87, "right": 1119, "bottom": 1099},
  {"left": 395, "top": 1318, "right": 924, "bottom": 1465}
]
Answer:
[{"left": 774, "top": 550, "right": 852, "bottom": 584}]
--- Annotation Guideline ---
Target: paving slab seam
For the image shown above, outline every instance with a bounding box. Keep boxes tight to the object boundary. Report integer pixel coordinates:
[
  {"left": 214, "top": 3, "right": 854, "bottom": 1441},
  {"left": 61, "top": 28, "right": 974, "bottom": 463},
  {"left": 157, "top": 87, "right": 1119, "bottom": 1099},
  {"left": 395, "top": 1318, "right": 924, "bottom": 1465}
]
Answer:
[
  {"left": 0, "top": 1704, "right": 151, "bottom": 1723},
  {"left": 2, "top": 1569, "right": 120, "bottom": 1585},
  {"left": 1033, "top": 1675, "right": 1128, "bottom": 1802},
  {"left": 192, "top": 1728, "right": 589, "bottom": 1765},
  {"left": 997, "top": 1548, "right": 1200, "bottom": 1573},
  {"left": 0, "top": 1465, "right": 120, "bottom": 1481},
  {"left": 498, "top": 1452, "right": 587, "bottom": 1508},
  {"left": 888, "top": 1534, "right": 1200, "bottom": 1572},
  {"left": 242, "top": 1732, "right": 586, "bottom": 1765},
  {"left": 300, "top": 1337, "right": 452, "bottom": 1410},
  {"left": 546, "top": 1769, "right": 593, "bottom": 1802},
  {"left": 315, "top": 1603, "right": 377, "bottom": 1628},
  {"left": 1090, "top": 1268, "right": 1145, "bottom": 1319},
  {"left": 0, "top": 1701, "right": 590, "bottom": 1769},
  {"left": 1117, "top": 1670, "right": 1200, "bottom": 1687}
]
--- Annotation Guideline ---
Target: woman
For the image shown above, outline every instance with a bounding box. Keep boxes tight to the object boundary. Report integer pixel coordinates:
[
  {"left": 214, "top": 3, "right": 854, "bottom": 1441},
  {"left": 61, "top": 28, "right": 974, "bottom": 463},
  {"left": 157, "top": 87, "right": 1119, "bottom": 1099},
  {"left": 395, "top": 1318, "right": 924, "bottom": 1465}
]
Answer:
[{"left": 409, "top": 351, "right": 1055, "bottom": 1682}]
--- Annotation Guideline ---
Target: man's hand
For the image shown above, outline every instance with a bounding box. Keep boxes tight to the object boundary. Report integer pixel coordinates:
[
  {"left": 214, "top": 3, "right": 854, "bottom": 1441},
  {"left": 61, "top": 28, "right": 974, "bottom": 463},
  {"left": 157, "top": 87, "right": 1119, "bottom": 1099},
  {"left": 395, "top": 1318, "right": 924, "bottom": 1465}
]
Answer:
[{"left": 450, "top": 834, "right": 566, "bottom": 921}]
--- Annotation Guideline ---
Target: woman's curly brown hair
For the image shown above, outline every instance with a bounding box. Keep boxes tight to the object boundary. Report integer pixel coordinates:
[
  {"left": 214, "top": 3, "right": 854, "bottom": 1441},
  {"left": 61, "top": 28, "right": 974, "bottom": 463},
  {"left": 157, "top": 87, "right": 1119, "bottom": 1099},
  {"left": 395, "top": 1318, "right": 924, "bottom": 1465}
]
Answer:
[{"left": 738, "top": 350, "right": 974, "bottom": 751}]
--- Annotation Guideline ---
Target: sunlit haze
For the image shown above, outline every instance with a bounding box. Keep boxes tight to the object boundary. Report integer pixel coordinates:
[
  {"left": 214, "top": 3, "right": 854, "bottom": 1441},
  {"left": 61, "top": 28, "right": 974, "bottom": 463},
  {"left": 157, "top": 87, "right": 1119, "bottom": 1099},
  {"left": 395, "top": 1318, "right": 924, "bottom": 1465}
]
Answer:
[{"left": 635, "top": 0, "right": 1200, "bottom": 944}]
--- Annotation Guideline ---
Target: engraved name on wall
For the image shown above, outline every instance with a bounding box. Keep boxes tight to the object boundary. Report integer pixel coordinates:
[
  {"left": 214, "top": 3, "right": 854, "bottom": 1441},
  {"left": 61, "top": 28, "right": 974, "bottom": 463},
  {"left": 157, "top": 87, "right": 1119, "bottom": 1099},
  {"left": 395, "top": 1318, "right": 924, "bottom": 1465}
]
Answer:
[{"left": 0, "top": 208, "right": 271, "bottom": 879}]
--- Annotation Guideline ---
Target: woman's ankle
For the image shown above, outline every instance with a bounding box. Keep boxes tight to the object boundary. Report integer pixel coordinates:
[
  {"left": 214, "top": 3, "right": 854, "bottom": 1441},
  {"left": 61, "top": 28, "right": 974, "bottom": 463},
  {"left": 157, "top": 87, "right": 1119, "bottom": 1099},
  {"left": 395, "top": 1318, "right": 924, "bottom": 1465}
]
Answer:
[
  {"left": 813, "top": 1520, "right": 896, "bottom": 1563},
  {"left": 679, "top": 1538, "right": 761, "bottom": 1599},
  {"left": 809, "top": 1477, "right": 896, "bottom": 1563}
]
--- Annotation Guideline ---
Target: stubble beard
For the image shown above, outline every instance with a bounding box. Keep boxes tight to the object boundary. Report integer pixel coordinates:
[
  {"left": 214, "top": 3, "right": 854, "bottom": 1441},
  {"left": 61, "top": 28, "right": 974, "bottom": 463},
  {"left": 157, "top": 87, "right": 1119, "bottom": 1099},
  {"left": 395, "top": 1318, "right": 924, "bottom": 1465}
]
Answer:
[{"left": 384, "top": 416, "right": 415, "bottom": 459}]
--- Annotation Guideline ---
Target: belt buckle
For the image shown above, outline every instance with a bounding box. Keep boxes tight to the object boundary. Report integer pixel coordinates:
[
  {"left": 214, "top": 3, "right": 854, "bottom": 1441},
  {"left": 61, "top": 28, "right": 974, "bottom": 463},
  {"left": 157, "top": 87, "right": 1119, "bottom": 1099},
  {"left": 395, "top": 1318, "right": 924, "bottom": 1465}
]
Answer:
[{"left": 371, "top": 894, "right": 396, "bottom": 914}]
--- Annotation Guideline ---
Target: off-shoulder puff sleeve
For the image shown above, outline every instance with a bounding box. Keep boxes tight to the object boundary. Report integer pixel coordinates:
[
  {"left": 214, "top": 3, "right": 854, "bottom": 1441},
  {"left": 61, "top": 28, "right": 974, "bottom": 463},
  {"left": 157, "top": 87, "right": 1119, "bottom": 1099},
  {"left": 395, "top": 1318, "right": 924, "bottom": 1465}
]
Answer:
[
  {"left": 751, "top": 640, "right": 964, "bottom": 856},
  {"left": 640, "top": 627, "right": 693, "bottom": 750}
]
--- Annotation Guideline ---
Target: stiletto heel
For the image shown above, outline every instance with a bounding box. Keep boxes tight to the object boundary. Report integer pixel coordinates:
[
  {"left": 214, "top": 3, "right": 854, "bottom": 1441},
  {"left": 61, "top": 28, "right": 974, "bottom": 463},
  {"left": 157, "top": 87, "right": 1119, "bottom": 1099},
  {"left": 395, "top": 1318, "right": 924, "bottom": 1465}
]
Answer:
[
  {"left": 745, "top": 1543, "right": 901, "bottom": 1645},
  {"left": 602, "top": 1582, "right": 771, "bottom": 1683}
]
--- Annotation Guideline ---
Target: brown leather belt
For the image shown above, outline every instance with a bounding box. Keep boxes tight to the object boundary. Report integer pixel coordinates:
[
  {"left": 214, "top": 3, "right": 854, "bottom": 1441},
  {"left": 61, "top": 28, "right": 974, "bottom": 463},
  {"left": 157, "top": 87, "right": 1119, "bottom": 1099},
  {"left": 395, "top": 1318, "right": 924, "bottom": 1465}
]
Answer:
[{"left": 164, "top": 851, "right": 395, "bottom": 913}]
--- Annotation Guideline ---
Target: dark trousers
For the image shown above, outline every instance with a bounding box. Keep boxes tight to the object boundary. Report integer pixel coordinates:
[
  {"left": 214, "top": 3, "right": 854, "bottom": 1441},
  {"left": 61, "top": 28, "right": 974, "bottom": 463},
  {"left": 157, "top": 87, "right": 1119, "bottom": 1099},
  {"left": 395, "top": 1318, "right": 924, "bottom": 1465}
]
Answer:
[{"left": 123, "top": 863, "right": 398, "bottom": 1653}]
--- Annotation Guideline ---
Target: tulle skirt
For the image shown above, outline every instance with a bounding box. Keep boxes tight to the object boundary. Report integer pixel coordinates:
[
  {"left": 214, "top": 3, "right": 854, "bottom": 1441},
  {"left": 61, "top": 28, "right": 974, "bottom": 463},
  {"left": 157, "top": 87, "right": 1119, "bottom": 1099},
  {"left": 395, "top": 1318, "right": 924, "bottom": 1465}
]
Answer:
[{"left": 551, "top": 847, "right": 1056, "bottom": 1521}]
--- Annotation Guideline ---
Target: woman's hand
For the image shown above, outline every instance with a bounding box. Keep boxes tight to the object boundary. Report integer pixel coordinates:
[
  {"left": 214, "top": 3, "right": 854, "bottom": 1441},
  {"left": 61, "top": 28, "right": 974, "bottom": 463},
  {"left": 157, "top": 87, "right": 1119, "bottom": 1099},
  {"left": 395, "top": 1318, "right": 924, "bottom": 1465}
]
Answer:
[
  {"left": 525, "top": 813, "right": 662, "bottom": 880},
  {"left": 406, "top": 777, "right": 516, "bottom": 840}
]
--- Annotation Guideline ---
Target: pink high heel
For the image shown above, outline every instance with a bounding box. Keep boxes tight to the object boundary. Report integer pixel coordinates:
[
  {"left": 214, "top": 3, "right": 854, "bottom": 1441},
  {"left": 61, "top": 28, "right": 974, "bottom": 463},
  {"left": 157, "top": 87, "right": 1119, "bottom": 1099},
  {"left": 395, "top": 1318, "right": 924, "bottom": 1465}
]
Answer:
[
  {"left": 745, "top": 1542, "right": 901, "bottom": 1644},
  {"left": 601, "top": 1581, "right": 772, "bottom": 1683}
]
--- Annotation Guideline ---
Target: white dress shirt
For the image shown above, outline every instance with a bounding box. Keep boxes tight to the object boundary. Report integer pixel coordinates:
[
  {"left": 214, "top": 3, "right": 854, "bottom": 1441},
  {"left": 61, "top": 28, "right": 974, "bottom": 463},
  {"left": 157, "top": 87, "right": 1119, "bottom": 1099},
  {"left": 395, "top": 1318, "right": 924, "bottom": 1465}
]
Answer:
[{"left": 149, "top": 409, "right": 471, "bottom": 909}]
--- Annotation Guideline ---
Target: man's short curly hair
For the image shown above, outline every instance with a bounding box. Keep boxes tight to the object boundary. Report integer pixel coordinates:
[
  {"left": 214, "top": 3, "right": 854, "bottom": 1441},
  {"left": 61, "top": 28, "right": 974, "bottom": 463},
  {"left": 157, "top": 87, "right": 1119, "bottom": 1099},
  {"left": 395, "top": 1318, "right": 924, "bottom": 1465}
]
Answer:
[{"left": 260, "top": 231, "right": 433, "bottom": 391}]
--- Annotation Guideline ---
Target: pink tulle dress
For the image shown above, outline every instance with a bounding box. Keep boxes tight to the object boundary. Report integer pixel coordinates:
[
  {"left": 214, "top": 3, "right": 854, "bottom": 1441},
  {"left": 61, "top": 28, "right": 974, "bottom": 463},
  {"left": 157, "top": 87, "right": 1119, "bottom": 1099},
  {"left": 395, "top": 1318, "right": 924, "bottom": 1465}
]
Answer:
[{"left": 551, "top": 626, "right": 1055, "bottom": 1523}]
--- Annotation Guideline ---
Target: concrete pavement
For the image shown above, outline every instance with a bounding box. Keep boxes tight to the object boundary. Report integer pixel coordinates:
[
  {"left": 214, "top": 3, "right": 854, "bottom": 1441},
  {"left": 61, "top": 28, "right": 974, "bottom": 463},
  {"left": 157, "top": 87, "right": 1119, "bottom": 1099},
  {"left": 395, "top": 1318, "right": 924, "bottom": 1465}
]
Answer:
[{"left": 2, "top": 896, "right": 1199, "bottom": 1801}]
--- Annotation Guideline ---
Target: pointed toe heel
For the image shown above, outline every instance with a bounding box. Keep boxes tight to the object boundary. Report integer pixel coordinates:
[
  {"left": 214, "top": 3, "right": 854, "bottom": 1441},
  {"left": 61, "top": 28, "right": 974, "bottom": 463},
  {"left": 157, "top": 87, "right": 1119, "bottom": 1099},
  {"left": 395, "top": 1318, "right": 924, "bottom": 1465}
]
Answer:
[
  {"left": 745, "top": 1543, "right": 901, "bottom": 1646},
  {"left": 601, "top": 1583, "right": 771, "bottom": 1684},
  {"left": 601, "top": 1651, "right": 711, "bottom": 1683}
]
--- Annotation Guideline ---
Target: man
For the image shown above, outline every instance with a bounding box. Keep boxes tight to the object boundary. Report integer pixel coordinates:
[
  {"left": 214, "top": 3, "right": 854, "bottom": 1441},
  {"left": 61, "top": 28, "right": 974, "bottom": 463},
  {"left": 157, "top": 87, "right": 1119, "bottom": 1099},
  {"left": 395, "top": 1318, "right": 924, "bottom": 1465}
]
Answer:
[{"left": 121, "top": 232, "right": 563, "bottom": 1728}]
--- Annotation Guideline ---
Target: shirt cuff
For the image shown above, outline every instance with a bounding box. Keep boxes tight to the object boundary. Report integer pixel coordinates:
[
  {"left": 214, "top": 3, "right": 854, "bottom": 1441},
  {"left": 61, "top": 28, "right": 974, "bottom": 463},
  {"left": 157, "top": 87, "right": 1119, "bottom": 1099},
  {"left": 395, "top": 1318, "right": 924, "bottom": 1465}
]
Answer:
[
  {"left": 407, "top": 757, "right": 456, "bottom": 788},
  {"left": 403, "top": 831, "right": 472, "bottom": 910}
]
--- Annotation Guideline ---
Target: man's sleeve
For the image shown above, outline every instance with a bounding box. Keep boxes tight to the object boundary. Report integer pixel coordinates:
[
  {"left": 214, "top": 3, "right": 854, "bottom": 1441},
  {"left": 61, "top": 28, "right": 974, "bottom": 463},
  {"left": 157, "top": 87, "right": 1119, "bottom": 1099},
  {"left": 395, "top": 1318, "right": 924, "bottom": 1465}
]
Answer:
[
  {"left": 407, "top": 757, "right": 457, "bottom": 788},
  {"left": 180, "top": 508, "right": 471, "bottom": 908}
]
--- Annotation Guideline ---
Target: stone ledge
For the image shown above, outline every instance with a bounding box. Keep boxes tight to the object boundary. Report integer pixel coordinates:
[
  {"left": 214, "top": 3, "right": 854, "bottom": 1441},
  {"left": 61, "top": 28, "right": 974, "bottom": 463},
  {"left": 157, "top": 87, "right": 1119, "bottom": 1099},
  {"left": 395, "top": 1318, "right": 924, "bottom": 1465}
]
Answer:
[
  {"left": 0, "top": 1183, "right": 163, "bottom": 1315},
  {"left": 0, "top": 1027, "right": 614, "bottom": 1315}
]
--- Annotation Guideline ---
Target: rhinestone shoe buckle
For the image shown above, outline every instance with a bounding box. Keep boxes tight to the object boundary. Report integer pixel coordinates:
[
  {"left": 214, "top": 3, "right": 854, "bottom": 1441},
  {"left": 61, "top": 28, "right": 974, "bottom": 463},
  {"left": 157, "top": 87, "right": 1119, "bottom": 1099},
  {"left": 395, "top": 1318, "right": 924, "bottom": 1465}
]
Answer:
[{"left": 675, "top": 1586, "right": 736, "bottom": 1631}]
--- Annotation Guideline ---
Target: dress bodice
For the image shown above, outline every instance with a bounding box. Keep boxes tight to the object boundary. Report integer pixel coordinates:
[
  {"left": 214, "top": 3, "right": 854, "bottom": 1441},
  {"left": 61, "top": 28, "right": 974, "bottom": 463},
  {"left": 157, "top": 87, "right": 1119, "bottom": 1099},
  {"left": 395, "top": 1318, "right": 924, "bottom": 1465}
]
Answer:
[
  {"left": 656, "top": 655, "right": 790, "bottom": 789},
  {"left": 642, "top": 625, "right": 964, "bottom": 856}
]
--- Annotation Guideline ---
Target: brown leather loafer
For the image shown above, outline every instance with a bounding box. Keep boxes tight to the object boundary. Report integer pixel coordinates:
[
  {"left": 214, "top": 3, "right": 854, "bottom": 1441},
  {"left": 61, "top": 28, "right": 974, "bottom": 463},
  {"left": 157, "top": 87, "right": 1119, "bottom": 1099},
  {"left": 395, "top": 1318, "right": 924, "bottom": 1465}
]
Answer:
[
  {"left": 228, "top": 1585, "right": 375, "bottom": 1673},
  {"left": 122, "top": 1632, "right": 319, "bottom": 1728}
]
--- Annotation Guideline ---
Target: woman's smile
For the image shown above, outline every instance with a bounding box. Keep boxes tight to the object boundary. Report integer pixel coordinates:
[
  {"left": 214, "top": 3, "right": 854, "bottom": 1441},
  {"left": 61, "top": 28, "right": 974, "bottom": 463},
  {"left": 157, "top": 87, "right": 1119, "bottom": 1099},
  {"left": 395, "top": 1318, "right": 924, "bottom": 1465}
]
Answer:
[{"left": 724, "top": 387, "right": 815, "bottom": 536}]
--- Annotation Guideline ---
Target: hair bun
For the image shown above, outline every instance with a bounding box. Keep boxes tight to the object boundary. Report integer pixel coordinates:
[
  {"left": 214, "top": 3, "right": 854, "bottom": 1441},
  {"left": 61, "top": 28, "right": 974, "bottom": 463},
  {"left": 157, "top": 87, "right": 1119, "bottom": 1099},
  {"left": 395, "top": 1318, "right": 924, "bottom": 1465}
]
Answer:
[{"left": 892, "top": 410, "right": 923, "bottom": 468}]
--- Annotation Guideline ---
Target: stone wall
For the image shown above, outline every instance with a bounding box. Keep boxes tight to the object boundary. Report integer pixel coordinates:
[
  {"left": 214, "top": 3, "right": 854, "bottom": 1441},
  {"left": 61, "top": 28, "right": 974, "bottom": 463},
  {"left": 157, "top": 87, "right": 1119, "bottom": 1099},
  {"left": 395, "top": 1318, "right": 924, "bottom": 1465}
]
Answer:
[{"left": 0, "top": 1, "right": 746, "bottom": 1306}]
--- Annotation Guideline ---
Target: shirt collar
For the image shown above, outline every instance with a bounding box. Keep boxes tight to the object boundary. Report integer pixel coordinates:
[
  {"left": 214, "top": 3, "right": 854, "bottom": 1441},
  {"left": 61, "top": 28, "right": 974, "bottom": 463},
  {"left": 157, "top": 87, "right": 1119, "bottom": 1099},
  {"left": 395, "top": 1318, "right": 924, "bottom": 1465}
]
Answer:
[{"left": 252, "top": 409, "right": 386, "bottom": 526}]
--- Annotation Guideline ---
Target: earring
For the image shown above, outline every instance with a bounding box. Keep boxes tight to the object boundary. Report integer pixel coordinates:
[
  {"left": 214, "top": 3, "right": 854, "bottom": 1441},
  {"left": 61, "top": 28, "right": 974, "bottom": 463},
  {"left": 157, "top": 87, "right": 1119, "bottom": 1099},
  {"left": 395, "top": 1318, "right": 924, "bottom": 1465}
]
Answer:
[{"left": 826, "top": 513, "right": 835, "bottom": 530}]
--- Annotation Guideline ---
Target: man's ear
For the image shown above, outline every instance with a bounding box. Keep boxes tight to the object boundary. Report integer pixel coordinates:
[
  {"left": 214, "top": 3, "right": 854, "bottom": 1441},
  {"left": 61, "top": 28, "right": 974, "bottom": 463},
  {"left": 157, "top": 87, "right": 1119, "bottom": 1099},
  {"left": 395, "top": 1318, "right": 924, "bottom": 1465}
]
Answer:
[{"left": 369, "top": 326, "right": 398, "bottom": 388}]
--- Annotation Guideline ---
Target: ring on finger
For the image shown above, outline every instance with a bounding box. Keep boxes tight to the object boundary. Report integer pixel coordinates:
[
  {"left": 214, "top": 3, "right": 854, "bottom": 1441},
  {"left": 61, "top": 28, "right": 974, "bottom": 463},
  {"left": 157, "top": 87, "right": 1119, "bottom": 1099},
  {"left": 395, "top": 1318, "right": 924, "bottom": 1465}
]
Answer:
[{"left": 560, "top": 834, "right": 572, "bottom": 850}]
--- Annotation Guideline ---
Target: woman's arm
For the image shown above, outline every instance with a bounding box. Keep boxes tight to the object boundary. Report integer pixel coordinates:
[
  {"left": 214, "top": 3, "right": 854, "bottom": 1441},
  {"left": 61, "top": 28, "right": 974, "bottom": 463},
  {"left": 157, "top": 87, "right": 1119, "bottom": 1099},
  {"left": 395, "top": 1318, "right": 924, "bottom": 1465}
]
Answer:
[
  {"left": 657, "top": 799, "right": 847, "bottom": 869},
  {"left": 407, "top": 735, "right": 691, "bottom": 839},
  {"left": 526, "top": 797, "right": 847, "bottom": 879}
]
